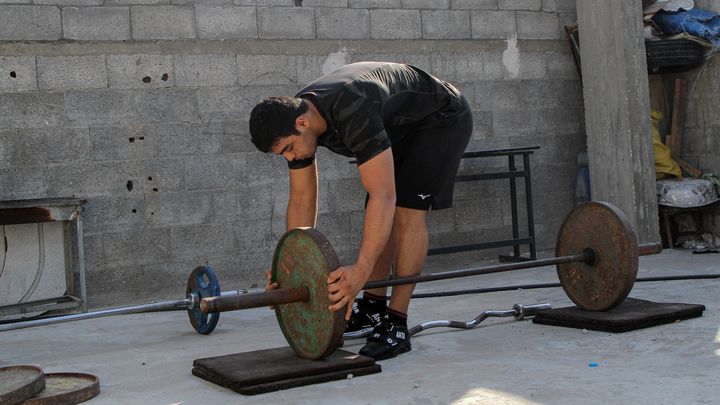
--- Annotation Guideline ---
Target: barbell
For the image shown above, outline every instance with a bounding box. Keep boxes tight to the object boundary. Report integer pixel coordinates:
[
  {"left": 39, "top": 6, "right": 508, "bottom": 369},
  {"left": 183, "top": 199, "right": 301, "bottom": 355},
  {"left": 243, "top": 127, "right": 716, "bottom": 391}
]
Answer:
[{"left": 197, "top": 201, "right": 662, "bottom": 359}]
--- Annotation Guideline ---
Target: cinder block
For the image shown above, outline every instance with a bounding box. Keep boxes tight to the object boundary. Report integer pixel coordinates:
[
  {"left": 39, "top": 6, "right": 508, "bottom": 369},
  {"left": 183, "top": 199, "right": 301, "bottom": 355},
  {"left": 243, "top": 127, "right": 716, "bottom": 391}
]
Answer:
[
  {"left": 370, "top": 9, "right": 421, "bottom": 39},
  {"left": 196, "top": 5, "right": 257, "bottom": 39},
  {"left": 89, "top": 125, "right": 159, "bottom": 161},
  {"left": 131, "top": 6, "right": 195, "bottom": 39},
  {"left": 0, "top": 92, "right": 64, "bottom": 129},
  {"left": 217, "top": 119, "right": 257, "bottom": 153},
  {"left": 451, "top": 0, "right": 497, "bottom": 9},
  {"left": 517, "top": 10, "right": 559, "bottom": 39},
  {"left": 145, "top": 191, "right": 213, "bottom": 227},
  {"left": 235, "top": 0, "right": 292, "bottom": 5},
  {"left": 303, "top": 0, "right": 348, "bottom": 6},
  {"left": 350, "top": 0, "right": 399, "bottom": 7},
  {"left": 325, "top": 177, "right": 365, "bottom": 213},
  {"left": 37, "top": 56, "right": 107, "bottom": 90},
  {"left": 64, "top": 90, "right": 136, "bottom": 126},
  {"left": 316, "top": 8, "right": 370, "bottom": 39},
  {"left": 516, "top": 51, "right": 547, "bottom": 78},
  {"left": 107, "top": 54, "right": 174, "bottom": 89},
  {"left": 105, "top": 0, "right": 163, "bottom": 5},
  {"left": 144, "top": 158, "right": 186, "bottom": 192},
  {"left": 258, "top": 7, "right": 316, "bottom": 39},
  {"left": 45, "top": 161, "right": 139, "bottom": 197},
  {"left": 196, "top": 84, "right": 297, "bottom": 121},
  {"left": 169, "top": 223, "right": 237, "bottom": 258},
  {"left": 471, "top": 10, "right": 516, "bottom": 38},
  {"left": 454, "top": 53, "right": 504, "bottom": 81},
  {"left": 402, "top": 0, "right": 448, "bottom": 8},
  {"left": 212, "top": 186, "right": 275, "bottom": 223},
  {"left": 0, "top": 5, "right": 61, "bottom": 40},
  {"left": 174, "top": 54, "right": 237, "bottom": 87},
  {"left": 150, "top": 123, "right": 223, "bottom": 157},
  {"left": 0, "top": 0, "right": 31, "bottom": 4},
  {"left": 133, "top": 88, "right": 200, "bottom": 123},
  {"left": 518, "top": 79, "right": 582, "bottom": 108},
  {"left": 543, "top": 0, "right": 575, "bottom": 12},
  {"left": 0, "top": 56, "right": 37, "bottom": 92},
  {"left": 422, "top": 10, "right": 470, "bottom": 39},
  {"left": 499, "top": 0, "right": 540, "bottom": 10},
  {"left": 244, "top": 151, "right": 282, "bottom": 186},
  {"left": 0, "top": 167, "right": 48, "bottom": 200},
  {"left": 473, "top": 80, "right": 521, "bottom": 111},
  {"left": 82, "top": 195, "right": 147, "bottom": 234},
  {"left": 296, "top": 55, "right": 333, "bottom": 84},
  {"left": 62, "top": 7, "right": 130, "bottom": 40},
  {"left": 0, "top": 127, "right": 90, "bottom": 168},
  {"left": 184, "top": 154, "right": 246, "bottom": 190},
  {"left": 102, "top": 228, "right": 172, "bottom": 266},
  {"left": 173, "top": 0, "right": 233, "bottom": 5},
  {"left": 237, "top": 55, "right": 298, "bottom": 85},
  {"left": 34, "top": 0, "right": 102, "bottom": 5}
]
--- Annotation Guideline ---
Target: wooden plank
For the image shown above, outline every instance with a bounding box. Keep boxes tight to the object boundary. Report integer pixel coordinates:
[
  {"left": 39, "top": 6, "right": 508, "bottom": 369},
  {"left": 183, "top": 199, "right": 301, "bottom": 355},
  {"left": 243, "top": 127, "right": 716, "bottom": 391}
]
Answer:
[
  {"left": 668, "top": 78, "right": 687, "bottom": 159},
  {"left": 676, "top": 157, "right": 703, "bottom": 178}
]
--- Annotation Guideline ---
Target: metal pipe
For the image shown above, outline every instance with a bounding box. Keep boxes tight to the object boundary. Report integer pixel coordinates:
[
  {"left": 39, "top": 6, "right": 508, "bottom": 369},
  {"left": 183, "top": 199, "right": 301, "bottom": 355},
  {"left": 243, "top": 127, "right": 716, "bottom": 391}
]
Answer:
[
  {"left": 343, "top": 303, "right": 552, "bottom": 339},
  {"left": 200, "top": 287, "right": 310, "bottom": 313},
  {"left": 0, "top": 290, "right": 245, "bottom": 333}
]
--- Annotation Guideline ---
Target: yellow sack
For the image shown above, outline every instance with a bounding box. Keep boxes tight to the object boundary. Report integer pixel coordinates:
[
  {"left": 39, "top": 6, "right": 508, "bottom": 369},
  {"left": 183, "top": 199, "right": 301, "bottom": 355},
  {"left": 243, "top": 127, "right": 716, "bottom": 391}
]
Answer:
[{"left": 651, "top": 110, "right": 682, "bottom": 179}]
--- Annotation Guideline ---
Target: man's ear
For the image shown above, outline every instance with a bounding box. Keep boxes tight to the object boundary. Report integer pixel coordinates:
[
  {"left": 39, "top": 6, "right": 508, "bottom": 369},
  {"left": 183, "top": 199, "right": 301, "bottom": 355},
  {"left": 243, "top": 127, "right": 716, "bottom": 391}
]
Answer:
[{"left": 295, "top": 115, "right": 310, "bottom": 131}]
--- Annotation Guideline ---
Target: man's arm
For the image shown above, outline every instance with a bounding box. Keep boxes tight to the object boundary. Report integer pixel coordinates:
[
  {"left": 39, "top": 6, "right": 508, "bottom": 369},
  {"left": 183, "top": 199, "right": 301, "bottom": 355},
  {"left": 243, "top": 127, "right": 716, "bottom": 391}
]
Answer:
[
  {"left": 327, "top": 148, "right": 396, "bottom": 318},
  {"left": 286, "top": 161, "right": 319, "bottom": 230}
]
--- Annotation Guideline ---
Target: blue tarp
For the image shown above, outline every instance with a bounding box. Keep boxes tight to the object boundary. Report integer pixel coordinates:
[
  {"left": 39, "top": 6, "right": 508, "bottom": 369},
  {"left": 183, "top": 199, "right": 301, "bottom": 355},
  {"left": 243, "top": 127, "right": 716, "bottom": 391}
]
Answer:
[{"left": 652, "top": 8, "right": 720, "bottom": 46}]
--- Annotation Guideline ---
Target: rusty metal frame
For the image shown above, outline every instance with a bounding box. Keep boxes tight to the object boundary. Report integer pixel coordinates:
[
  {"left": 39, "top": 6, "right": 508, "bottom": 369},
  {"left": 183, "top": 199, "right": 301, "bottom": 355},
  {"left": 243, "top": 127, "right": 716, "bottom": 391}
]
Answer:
[{"left": 0, "top": 198, "right": 87, "bottom": 318}]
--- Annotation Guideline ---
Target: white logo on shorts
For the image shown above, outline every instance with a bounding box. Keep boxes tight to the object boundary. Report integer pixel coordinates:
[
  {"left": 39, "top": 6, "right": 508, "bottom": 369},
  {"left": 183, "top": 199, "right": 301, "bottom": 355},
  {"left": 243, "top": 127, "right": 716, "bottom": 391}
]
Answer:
[{"left": 418, "top": 193, "right": 431, "bottom": 200}]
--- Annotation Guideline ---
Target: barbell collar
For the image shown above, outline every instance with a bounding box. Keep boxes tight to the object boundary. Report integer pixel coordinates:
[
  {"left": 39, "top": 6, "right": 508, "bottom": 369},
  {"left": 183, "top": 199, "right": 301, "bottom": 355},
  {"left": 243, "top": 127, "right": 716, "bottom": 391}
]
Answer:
[{"left": 200, "top": 286, "right": 309, "bottom": 313}]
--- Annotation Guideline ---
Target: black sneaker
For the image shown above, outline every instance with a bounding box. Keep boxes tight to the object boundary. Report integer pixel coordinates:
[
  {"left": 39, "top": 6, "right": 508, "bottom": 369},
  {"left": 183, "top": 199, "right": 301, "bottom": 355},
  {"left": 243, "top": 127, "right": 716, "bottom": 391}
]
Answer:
[
  {"left": 358, "top": 317, "right": 411, "bottom": 360},
  {"left": 345, "top": 301, "right": 384, "bottom": 333}
]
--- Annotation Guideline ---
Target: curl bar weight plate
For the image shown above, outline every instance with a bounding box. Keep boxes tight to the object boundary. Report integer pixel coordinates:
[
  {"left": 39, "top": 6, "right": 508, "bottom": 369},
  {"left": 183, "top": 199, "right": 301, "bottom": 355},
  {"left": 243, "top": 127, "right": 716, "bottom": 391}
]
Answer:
[
  {"left": 556, "top": 201, "right": 639, "bottom": 311},
  {"left": 23, "top": 372, "right": 100, "bottom": 405},
  {"left": 186, "top": 266, "right": 221, "bottom": 335},
  {"left": 0, "top": 365, "right": 45, "bottom": 405},
  {"left": 271, "top": 228, "right": 345, "bottom": 360}
]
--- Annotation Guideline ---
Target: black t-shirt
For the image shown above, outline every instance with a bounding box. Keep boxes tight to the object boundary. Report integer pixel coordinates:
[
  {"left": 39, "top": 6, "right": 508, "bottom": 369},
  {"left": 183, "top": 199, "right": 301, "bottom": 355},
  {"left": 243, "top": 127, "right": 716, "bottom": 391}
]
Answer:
[{"left": 288, "top": 62, "right": 468, "bottom": 169}]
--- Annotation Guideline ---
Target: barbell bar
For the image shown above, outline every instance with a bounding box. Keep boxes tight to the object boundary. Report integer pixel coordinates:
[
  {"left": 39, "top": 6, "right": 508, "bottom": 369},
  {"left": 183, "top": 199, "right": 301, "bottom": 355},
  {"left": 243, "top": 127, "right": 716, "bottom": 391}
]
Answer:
[
  {"left": 197, "top": 201, "right": 662, "bottom": 359},
  {"left": 0, "top": 266, "right": 244, "bottom": 334}
]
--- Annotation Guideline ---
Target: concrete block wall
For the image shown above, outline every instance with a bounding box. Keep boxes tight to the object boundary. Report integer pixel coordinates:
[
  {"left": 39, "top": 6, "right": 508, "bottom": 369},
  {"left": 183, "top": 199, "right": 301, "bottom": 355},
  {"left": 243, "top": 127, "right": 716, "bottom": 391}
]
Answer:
[{"left": 0, "top": 0, "right": 583, "bottom": 306}]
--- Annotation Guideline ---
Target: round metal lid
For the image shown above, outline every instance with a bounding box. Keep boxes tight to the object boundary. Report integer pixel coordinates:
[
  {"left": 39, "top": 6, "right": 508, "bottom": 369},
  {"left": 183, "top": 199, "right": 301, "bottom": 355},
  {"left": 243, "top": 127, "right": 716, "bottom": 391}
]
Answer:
[
  {"left": 23, "top": 372, "right": 99, "bottom": 405},
  {"left": 0, "top": 365, "right": 45, "bottom": 405}
]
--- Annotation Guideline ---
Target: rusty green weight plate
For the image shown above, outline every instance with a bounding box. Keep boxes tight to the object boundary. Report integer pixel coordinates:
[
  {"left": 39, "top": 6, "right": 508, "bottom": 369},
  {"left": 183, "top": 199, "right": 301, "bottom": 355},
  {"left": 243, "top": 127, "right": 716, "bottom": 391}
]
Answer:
[
  {"left": 271, "top": 228, "right": 344, "bottom": 360},
  {"left": 556, "top": 201, "right": 638, "bottom": 311}
]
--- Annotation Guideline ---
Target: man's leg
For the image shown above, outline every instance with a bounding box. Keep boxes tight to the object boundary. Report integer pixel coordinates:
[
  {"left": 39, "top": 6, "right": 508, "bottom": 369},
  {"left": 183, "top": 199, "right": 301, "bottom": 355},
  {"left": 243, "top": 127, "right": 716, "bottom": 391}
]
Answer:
[
  {"left": 345, "top": 226, "right": 395, "bottom": 332},
  {"left": 358, "top": 207, "right": 425, "bottom": 360},
  {"left": 388, "top": 207, "right": 428, "bottom": 314}
]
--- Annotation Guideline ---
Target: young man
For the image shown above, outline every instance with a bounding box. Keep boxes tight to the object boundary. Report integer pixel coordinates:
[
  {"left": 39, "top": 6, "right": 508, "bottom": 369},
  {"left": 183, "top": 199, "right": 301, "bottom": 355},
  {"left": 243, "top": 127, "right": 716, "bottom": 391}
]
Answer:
[{"left": 249, "top": 62, "right": 472, "bottom": 360}]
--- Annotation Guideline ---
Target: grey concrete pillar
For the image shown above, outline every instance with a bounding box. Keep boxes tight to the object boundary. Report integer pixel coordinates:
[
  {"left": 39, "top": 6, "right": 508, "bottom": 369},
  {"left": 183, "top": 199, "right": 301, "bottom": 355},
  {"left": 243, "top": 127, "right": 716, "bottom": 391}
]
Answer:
[{"left": 576, "top": 0, "right": 660, "bottom": 244}]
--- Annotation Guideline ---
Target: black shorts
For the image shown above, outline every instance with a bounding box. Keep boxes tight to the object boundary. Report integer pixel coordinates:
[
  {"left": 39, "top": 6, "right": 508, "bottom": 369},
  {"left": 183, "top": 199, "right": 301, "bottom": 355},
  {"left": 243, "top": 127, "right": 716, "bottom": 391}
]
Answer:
[{"left": 390, "top": 109, "right": 473, "bottom": 211}]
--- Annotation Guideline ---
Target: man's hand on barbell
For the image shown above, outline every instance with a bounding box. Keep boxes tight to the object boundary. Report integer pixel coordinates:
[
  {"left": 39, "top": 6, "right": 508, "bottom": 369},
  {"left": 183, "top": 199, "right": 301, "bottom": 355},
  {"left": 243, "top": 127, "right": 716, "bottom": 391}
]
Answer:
[
  {"left": 327, "top": 264, "right": 368, "bottom": 320},
  {"left": 265, "top": 269, "right": 278, "bottom": 309}
]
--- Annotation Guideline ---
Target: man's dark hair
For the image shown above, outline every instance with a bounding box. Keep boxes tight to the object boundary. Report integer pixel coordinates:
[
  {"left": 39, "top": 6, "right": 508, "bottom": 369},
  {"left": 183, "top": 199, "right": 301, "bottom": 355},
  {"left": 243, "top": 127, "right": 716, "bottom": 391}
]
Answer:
[{"left": 249, "top": 96, "right": 308, "bottom": 153}]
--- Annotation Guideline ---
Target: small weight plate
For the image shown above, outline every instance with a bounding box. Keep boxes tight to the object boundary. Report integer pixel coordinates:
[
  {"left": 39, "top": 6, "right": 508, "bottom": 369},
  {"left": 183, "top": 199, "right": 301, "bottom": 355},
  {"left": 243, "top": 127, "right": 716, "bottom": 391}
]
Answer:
[
  {"left": 0, "top": 365, "right": 45, "bottom": 405},
  {"left": 556, "top": 201, "right": 638, "bottom": 311},
  {"left": 23, "top": 372, "right": 100, "bottom": 405},
  {"left": 186, "top": 265, "right": 221, "bottom": 335},
  {"left": 272, "top": 228, "right": 344, "bottom": 360}
]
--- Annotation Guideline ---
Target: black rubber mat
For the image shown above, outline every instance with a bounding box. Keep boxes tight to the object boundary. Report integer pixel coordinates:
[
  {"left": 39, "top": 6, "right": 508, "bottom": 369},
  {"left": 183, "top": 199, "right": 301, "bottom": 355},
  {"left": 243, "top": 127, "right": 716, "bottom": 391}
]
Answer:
[
  {"left": 532, "top": 297, "right": 705, "bottom": 333},
  {"left": 192, "top": 347, "right": 381, "bottom": 395}
]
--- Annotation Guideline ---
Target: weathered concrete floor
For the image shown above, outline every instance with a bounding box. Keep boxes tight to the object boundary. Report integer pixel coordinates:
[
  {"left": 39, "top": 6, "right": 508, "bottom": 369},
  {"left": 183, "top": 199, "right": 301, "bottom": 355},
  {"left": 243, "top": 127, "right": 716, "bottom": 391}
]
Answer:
[{"left": 2, "top": 248, "right": 718, "bottom": 404}]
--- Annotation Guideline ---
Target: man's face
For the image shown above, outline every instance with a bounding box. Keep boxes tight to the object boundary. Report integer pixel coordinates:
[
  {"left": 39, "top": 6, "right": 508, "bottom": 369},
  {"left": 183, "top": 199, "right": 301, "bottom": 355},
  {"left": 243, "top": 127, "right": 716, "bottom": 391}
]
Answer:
[{"left": 271, "top": 130, "right": 317, "bottom": 163}]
